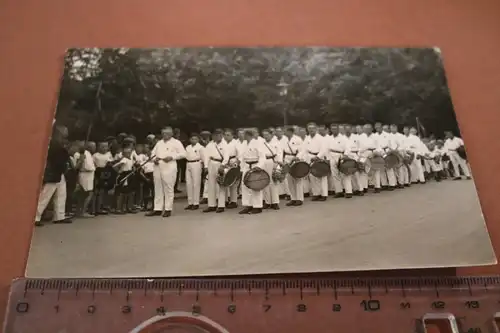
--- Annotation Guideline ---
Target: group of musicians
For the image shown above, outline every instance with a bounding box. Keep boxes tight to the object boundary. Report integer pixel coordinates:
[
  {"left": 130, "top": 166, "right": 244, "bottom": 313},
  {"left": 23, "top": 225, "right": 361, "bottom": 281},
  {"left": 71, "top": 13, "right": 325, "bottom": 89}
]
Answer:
[{"left": 34, "top": 122, "right": 471, "bottom": 225}]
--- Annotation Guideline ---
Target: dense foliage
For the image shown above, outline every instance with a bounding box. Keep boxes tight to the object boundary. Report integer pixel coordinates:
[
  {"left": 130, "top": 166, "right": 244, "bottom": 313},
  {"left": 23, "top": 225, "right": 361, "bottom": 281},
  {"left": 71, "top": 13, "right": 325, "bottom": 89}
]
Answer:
[{"left": 55, "top": 47, "right": 458, "bottom": 141}]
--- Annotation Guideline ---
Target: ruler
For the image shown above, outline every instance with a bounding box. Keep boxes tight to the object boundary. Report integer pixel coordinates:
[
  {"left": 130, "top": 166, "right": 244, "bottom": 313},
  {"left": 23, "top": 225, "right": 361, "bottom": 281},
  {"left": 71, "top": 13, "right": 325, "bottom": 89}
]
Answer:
[{"left": 4, "top": 276, "right": 500, "bottom": 333}]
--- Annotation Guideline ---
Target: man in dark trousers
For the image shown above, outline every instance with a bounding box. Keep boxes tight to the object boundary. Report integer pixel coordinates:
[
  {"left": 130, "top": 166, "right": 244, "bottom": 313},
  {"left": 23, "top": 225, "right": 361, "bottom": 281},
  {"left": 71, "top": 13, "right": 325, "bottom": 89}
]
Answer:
[{"left": 34, "top": 124, "right": 73, "bottom": 227}]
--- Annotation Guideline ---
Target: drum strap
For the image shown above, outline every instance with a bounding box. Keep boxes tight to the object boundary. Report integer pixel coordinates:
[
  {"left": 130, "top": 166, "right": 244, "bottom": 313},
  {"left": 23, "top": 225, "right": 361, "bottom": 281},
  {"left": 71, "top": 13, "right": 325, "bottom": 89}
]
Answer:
[
  {"left": 263, "top": 142, "right": 277, "bottom": 162},
  {"left": 214, "top": 143, "right": 224, "bottom": 161},
  {"left": 286, "top": 141, "right": 296, "bottom": 155}
]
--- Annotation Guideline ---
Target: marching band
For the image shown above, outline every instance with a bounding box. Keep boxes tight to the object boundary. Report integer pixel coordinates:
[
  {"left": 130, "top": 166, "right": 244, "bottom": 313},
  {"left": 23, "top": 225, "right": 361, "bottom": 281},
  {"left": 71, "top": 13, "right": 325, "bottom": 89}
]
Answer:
[{"left": 35, "top": 122, "right": 471, "bottom": 226}]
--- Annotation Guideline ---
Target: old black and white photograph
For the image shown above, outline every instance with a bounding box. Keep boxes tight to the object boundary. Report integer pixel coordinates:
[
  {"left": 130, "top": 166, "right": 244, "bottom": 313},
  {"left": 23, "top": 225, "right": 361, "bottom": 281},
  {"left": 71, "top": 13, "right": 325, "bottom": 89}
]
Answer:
[{"left": 26, "top": 47, "right": 496, "bottom": 277}]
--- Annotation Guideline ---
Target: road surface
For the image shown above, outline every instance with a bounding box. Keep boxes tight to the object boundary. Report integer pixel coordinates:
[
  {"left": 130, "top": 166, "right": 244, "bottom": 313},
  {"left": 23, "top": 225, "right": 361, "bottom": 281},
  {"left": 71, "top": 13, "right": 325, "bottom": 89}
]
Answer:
[{"left": 26, "top": 179, "right": 496, "bottom": 278}]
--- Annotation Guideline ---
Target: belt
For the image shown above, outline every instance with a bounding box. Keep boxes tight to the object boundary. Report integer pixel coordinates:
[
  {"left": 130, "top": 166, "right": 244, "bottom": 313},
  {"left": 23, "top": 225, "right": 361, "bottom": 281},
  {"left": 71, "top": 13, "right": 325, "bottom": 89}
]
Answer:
[
  {"left": 245, "top": 160, "right": 258, "bottom": 165},
  {"left": 229, "top": 155, "right": 237, "bottom": 159},
  {"left": 210, "top": 157, "right": 223, "bottom": 162},
  {"left": 308, "top": 151, "right": 319, "bottom": 155},
  {"left": 187, "top": 159, "right": 200, "bottom": 163},
  {"left": 266, "top": 155, "right": 276, "bottom": 160},
  {"left": 284, "top": 152, "right": 297, "bottom": 156},
  {"left": 330, "top": 150, "right": 344, "bottom": 154}
]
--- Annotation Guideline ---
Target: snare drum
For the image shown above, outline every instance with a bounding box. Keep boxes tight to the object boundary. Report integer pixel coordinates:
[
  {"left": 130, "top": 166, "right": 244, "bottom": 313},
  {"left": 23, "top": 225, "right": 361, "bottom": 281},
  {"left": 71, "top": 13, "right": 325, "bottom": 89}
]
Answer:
[
  {"left": 337, "top": 157, "right": 358, "bottom": 175},
  {"left": 288, "top": 160, "right": 311, "bottom": 179},
  {"left": 310, "top": 159, "right": 331, "bottom": 177},
  {"left": 217, "top": 166, "right": 241, "bottom": 187}
]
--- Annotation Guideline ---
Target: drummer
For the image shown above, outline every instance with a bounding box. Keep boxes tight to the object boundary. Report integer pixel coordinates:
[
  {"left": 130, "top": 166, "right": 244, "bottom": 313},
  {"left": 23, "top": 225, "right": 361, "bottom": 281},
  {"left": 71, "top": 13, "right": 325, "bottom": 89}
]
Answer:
[
  {"left": 324, "top": 124, "right": 348, "bottom": 198},
  {"left": 274, "top": 127, "right": 291, "bottom": 200},
  {"left": 184, "top": 133, "right": 204, "bottom": 211},
  {"left": 202, "top": 129, "right": 228, "bottom": 213},
  {"left": 261, "top": 129, "right": 283, "bottom": 210},
  {"left": 304, "top": 122, "right": 328, "bottom": 201},
  {"left": 222, "top": 129, "right": 240, "bottom": 209},
  {"left": 377, "top": 124, "right": 398, "bottom": 191},
  {"left": 283, "top": 127, "right": 305, "bottom": 206},
  {"left": 343, "top": 124, "right": 363, "bottom": 196},
  {"left": 443, "top": 130, "right": 471, "bottom": 180},
  {"left": 238, "top": 129, "right": 267, "bottom": 215},
  {"left": 358, "top": 124, "right": 380, "bottom": 193},
  {"left": 389, "top": 124, "right": 409, "bottom": 188}
]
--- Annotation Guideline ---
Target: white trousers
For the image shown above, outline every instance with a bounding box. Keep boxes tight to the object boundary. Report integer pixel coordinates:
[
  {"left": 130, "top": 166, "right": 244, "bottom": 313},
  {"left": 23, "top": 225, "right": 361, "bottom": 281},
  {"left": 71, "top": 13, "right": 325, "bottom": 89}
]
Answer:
[
  {"left": 185, "top": 161, "right": 202, "bottom": 205},
  {"left": 449, "top": 152, "right": 471, "bottom": 177},
  {"left": 380, "top": 168, "right": 397, "bottom": 187},
  {"left": 429, "top": 160, "right": 443, "bottom": 172},
  {"left": 303, "top": 177, "right": 310, "bottom": 194},
  {"left": 410, "top": 159, "right": 425, "bottom": 182},
  {"left": 328, "top": 156, "right": 343, "bottom": 194},
  {"left": 241, "top": 169, "right": 263, "bottom": 208},
  {"left": 309, "top": 174, "right": 328, "bottom": 196},
  {"left": 263, "top": 160, "right": 280, "bottom": 204},
  {"left": 287, "top": 174, "right": 304, "bottom": 201},
  {"left": 279, "top": 178, "right": 290, "bottom": 196},
  {"left": 398, "top": 165, "right": 410, "bottom": 185},
  {"left": 226, "top": 184, "right": 238, "bottom": 203},
  {"left": 153, "top": 161, "right": 177, "bottom": 212},
  {"left": 202, "top": 178, "right": 209, "bottom": 199},
  {"left": 35, "top": 176, "right": 67, "bottom": 222},
  {"left": 207, "top": 161, "right": 226, "bottom": 208}
]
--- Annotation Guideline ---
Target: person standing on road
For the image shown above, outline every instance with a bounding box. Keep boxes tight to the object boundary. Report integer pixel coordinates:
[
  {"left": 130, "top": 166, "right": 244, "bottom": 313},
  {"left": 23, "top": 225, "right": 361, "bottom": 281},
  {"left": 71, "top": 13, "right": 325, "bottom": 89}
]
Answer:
[
  {"left": 203, "top": 129, "right": 228, "bottom": 213},
  {"left": 443, "top": 130, "right": 472, "bottom": 180},
  {"left": 146, "top": 127, "right": 186, "bottom": 218},
  {"left": 34, "top": 125, "right": 73, "bottom": 227},
  {"left": 184, "top": 133, "right": 204, "bottom": 211}
]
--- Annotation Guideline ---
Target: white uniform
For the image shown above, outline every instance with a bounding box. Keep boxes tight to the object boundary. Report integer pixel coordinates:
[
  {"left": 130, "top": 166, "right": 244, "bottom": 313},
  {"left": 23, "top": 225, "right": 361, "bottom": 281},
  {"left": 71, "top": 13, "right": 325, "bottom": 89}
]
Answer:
[
  {"left": 444, "top": 137, "right": 471, "bottom": 178},
  {"left": 405, "top": 134, "right": 426, "bottom": 183},
  {"left": 303, "top": 134, "right": 328, "bottom": 197},
  {"left": 93, "top": 152, "right": 112, "bottom": 168},
  {"left": 343, "top": 134, "right": 362, "bottom": 192},
  {"left": 283, "top": 135, "right": 304, "bottom": 202},
  {"left": 151, "top": 138, "right": 187, "bottom": 212},
  {"left": 222, "top": 139, "right": 240, "bottom": 205},
  {"left": 239, "top": 138, "right": 266, "bottom": 208},
  {"left": 276, "top": 136, "right": 290, "bottom": 196},
  {"left": 203, "top": 140, "right": 228, "bottom": 209},
  {"left": 390, "top": 132, "right": 408, "bottom": 186},
  {"left": 75, "top": 151, "right": 96, "bottom": 192},
  {"left": 376, "top": 131, "right": 397, "bottom": 187},
  {"left": 323, "top": 134, "right": 347, "bottom": 194},
  {"left": 262, "top": 139, "right": 283, "bottom": 205},
  {"left": 358, "top": 133, "right": 378, "bottom": 190},
  {"left": 234, "top": 139, "right": 247, "bottom": 197},
  {"left": 428, "top": 147, "right": 444, "bottom": 172},
  {"left": 185, "top": 143, "right": 204, "bottom": 206}
]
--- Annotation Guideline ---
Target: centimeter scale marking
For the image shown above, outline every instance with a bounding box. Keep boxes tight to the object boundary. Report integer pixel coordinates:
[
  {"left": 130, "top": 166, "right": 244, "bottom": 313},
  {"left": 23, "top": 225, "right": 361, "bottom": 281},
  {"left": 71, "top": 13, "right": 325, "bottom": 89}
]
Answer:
[{"left": 5, "top": 276, "right": 500, "bottom": 333}]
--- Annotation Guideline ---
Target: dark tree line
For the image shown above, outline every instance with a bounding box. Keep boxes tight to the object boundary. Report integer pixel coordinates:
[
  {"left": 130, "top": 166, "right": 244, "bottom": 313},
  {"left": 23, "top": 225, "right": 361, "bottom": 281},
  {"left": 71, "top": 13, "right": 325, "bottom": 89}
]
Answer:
[{"left": 55, "top": 47, "right": 459, "bottom": 141}]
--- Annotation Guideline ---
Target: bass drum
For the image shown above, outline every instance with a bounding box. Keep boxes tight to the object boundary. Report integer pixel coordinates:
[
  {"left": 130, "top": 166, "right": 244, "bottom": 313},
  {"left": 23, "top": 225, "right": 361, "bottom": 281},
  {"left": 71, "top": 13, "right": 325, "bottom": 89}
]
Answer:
[
  {"left": 384, "top": 151, "right": 402, "bottom": 169},
  {"left": 288, "top": 160, "right": 310, "bottom": 179},
  {"left": 337, "top": 157, "right": 358, "bottom": 175},
  {"left": 217, "top": 166, "right": 241, "bottom": 187},
  {"left": 370, "top": 155, "right": 386, "bottom": 171},
  {"left": 357, "top": 157, "right": 371, "bottom": 173},
  {"left": 310, "top": 159, "right": 331, "bottom": 177},
  {"left": 243, "top": 167, "right": 271, "bottom": 191}
]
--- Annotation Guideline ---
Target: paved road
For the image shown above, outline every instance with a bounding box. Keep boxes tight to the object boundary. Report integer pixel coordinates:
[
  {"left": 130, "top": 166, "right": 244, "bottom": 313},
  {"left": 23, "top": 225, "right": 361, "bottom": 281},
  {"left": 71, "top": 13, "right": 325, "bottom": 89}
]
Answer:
[{"left": 26, "top": 179, "right": 496, "bottom": 278}]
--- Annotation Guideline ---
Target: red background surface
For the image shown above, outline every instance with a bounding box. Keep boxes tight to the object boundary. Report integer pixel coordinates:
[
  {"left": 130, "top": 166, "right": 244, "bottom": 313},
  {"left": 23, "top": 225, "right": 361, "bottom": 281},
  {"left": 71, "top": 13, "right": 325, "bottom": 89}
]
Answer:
[{"left": 1, "top": 0, "right": 499, "bottom": 326}]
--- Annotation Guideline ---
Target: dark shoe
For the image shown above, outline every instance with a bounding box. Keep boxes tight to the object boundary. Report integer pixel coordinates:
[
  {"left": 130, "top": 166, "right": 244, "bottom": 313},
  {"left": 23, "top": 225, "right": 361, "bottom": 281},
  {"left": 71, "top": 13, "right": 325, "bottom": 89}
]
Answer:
[
  {"left": 249, "top": 208, "right": 262, "bottom": 214},
  {"left": 174, "top": 189, "right": 182, "bottom": 194},
  {"left": 286, "top": 201, "right": 296, "bottom": 207},
  {"left": 334, "top": 193, "right": 344, "bottom": 198},
  {"left": 368, "top": 185, "right": 375, "bottom": 189},
  {"left": 319, "top": 196, "right": 327, "bottom": 201},
  {"left": 311, "top": 196, "right": 320, "bottom": 201},
  {"left": 162, "top": 211, "right": 171, "bottom": 218},
  {"left": 387, "top": 186, "right": 395, "bottom": 191},
  {"left": 404, "top": 184, "right": 410, "bottom": 187},
  {"left": 328, "top": 191, "right": 335, "bottom": 196},
  {"left": 145, "top": 211, "right": 162, "bottom": 217},
  {"left": 203, "top": 207, "right": 217, "bottom": 213},
  {"left": 355, "top": 190, "right": 364, "bottom": 196},
  {"left": 200, "top": 198, "right": 208, "bottom": 204},
  {"left": 96, "top": 210, "right": 109, "bottom": 215},
  {"left": 419, "top": 181, "right": 426, "bottom": 184},
  {"left": 271, "top": 204, "right": 280, "bottom": 210},
  {"left": 363, "top": 189, "right": 368, "bottom": 193},
  {"left": 279, "top": 194, "right": 286, "bottom": 199},
  {"left": 466, "top": 176, "right": 472, "bottom": 180},
  {"left": 284, "top": 195, "right": 291, "bottom": 200},
  {"left": 239, "top": 207, "right": 252, "bottom": 214},
  {"left": 192, "top": 205, "right": 199, "bottom": 210},
  {"left": 263, "top": 203, "right": 271, "bottom": 209},
  {"left": 53, "top": 218, "right": 73, "bottom": 224},
  {"left": 185, "top": 205, "right": 194, "bottom": 210},
  {"left": 453, "top": 177, "right": 461, "bottom": 180},
  {"left": 227, "top": 202, "right": 238, "bottom": 209},
  {"left": 293, "top": 200, "right": 303, "bottom": 206},
  {"left": 345, "top": 193, "right": 353, "bottom": 199},
  {"left": 127, "top": 209, "right": 138, "bottom": 214},
  {"left": 34, "top": 221, "right": 44, "bottom": 227},
  {"left": 374, "top": 188, "right": 381, "bottom": 193},
  {"left": 304, "top": 193, "right": 310, "bottom": 198},
  {"left": 382, "top": 186, "right": 388, "bottom": 190},
  {"left": 216, "top": 208, "right": 225, "bottom": 213},
  {"left": 397, "top": 184, "right": 404, "bottom": 189}
]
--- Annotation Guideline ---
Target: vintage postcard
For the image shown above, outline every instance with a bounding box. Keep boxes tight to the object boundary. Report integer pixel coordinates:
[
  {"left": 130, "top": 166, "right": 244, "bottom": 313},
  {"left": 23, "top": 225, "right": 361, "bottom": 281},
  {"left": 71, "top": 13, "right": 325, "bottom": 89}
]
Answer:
[{"left": 26, "top": 47, "right": 496, "bottom": 277}]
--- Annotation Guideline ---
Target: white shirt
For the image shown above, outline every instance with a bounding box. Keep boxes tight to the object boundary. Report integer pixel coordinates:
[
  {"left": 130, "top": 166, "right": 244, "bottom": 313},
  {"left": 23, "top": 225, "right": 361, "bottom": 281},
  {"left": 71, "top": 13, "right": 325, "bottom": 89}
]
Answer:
[
  {"left": 114, "top": 157, "right": 134, "bottom": 173},
  {"left": 276, "top": 136, "right": 289, "bottom": 146},
  {"left": 93, "top": 152, "right": 112, "bottom": 168},
  {"left": 323, "top": 134, "right": 348, "bottom": 158},
  {"left": 343, "top": 134, "right": 360, "bottom": 160},
  {"left": 239, "top": 138, "right": 266, "bottom": 171},
  {"left": 223, "top": 139, "right": 239, "bottom": 164},
  {"left": 444, "top": 137, "right": 464, "bottom": 152},
  {"left": 203, "top": 140, "right": 227, "bottom": 165},
  {"left": 376, "top": 131, "right": 397, "bottom": 151},
  {"left": 136, "top": 153, "right": 148, "bottom": 164},
  {"left": 131, "top": 150, "right": 139, "bottom": 162},
  {"left": 303, "top": 134, "right": 325, "bottom": 162},
  {"left": 74, "top": 151, "right": 96, "bottom": 172},
  {"left": 262, "top": 139, "right": 283, "bottom": 164},
  {"left": 358, "top": 134, "right": 378, "bottom": 154},
  {"left": 185, "top": 143, "right": 204, "bottom": 162},
  {"left": 151, "top": 138, "right": 186, "bottom": 163},
  {"left": 234, "top": 139, "right": 248, "bottom": 159},
  {"left": 405, "top": 134, "right": 423, "bottom": 153},
  {"left": 282, "top": 135, "right": 303, "bottom": 160},
  {"left": 390, "top": 132, "right": 406, "bottom": 150}
]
